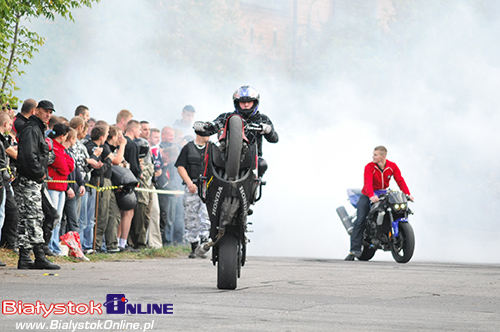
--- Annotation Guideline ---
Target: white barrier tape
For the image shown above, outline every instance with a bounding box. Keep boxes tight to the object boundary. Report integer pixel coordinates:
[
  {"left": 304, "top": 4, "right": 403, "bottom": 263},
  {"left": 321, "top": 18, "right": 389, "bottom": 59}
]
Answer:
[{"left": 134, "top": 187, "right": 184, "bottom": 195}]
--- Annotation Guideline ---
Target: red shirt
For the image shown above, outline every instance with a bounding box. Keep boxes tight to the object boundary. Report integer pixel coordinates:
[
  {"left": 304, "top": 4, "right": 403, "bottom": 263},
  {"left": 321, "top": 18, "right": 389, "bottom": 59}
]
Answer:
[
  {"left": 362, "top": 159, "right": 410, "bottom": 198},
  {"left": 47, "top": 139, "right": 75, "bottom": 192}
]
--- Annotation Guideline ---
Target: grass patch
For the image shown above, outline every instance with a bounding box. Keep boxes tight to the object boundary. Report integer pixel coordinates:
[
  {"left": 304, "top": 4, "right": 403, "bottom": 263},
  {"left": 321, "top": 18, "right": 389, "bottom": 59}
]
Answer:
[
  {"left": 0, "top": 249, "right": 19, "bottom": 267},
  {"left": 0, "top": 246, "right": 191, "bottom": 267}
]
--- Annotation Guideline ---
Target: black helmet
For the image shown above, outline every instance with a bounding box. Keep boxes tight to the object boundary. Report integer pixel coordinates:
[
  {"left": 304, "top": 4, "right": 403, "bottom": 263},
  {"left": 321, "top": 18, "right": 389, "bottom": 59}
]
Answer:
[
  {"left": 233, "top": 85, "right": 259, "bottom": 118},
  {"left": 133, "top": 138, "right": 150, "bottom": 159},
  {"left": 115, "top": 187, "right": 137, "bottom": 211}
]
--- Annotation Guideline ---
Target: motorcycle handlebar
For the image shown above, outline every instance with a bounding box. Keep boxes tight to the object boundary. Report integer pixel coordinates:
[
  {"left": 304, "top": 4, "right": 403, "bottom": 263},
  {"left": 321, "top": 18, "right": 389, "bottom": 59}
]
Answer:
[{"left": 246, "top": 123, "right": 263, "bottom": 131}]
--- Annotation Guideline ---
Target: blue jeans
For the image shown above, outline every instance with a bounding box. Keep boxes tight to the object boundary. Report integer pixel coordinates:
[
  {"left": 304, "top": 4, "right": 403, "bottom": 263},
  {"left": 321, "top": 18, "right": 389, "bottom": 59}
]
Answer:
[
  {"left": 159, "top": 194, "right": 176, "bottom": 245},
  {"left": 173, "top": 195, "right": 185, "bottom": 244},
  {"left": 79, "top": 190, "right": 95, "bottom": 250},
  {"left": 349, "top": 194, "right": 371, "bottom": 255},
  {"left": 48, "top": 190, "right": 66, "bottom": 254}
]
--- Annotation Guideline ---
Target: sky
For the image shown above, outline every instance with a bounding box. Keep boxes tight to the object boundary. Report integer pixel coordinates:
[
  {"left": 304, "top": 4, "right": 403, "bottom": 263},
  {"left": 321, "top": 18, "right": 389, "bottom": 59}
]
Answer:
[{"left": 16, "top": 0, "right": 500, "bottom": 263}]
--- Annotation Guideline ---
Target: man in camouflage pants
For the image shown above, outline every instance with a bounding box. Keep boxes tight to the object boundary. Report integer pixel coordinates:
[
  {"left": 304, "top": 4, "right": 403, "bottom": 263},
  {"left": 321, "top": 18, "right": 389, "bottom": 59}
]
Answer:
[
  {"left": 14, "top": 100, "right": 60, "bottom": 270},
  {"left": 175, "top": 134, "right": 210, "bottom": 258}
]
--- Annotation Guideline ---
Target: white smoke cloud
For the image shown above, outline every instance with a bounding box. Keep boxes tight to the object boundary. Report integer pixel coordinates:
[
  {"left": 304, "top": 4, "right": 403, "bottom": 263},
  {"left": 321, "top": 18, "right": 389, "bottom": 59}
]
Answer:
[{"left": 17, "top": 0, "right": 500, "bottom": 263}]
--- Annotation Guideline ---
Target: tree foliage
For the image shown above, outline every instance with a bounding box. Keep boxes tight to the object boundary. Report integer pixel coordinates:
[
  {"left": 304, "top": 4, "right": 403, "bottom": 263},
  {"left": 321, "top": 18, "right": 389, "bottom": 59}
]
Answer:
[{"left": 0, "top": 0, "right": 100, "bottom": 106}]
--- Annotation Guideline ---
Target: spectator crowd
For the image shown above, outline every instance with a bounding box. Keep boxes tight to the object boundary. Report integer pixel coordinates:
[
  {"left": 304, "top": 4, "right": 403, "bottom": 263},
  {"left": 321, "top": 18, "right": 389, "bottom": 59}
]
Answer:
[{"left": 0, "top": 99, "right": 207, "bottom": 268}]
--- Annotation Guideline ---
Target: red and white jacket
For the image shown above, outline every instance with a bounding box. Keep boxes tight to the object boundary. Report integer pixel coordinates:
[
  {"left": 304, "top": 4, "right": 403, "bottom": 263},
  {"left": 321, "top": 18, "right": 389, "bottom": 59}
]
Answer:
[
  {"left": 47, "top": 139, "right": 75, "bottom": 192},
  {"left": 362, "top": 159, "right": 410, "bottom": 198}
]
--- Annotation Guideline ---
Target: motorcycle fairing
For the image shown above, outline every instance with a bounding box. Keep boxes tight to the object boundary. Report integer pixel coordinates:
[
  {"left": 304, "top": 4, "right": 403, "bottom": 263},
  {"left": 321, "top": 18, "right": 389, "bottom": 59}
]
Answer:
[
  {"left": 207, "top": 141, "right": 256, "bottom": 172},
  {"left": 348, "top": 188, "right": 387, "bottom": 208},
  {"left": 387, "top": 191, "right": 408, "bottom": 205},
  {"left": 203, "top": 143, "right": 257, "bottom": 240},
  {"left": 347, "top": 188, "right": 362, "bottom": 208}
]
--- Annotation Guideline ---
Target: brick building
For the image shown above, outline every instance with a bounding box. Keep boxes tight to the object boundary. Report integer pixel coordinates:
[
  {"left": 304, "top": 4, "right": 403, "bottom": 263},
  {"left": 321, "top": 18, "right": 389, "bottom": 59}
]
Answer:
[{"left": 236, "top": 0, "right": 393, "bottom": 72}]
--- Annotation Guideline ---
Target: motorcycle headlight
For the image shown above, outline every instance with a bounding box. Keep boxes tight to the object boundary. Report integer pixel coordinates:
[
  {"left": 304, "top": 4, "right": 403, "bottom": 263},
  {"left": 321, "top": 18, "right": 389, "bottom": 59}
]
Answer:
[{"left": 392, "top": 203, "right": 407, "bottom": 211}]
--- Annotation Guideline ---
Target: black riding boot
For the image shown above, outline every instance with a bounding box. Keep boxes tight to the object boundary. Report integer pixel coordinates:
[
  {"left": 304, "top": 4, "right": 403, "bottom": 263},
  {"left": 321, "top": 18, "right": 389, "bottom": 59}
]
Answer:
[
  {"left": 42, "top": 243, "right": 56, "bottom": 256},
  {"left": 17, "top": 248, "right": 35, "bottom": 269},
  {"left": 32, "top": 244, "right": 60, "bottom": 270},
  {"left": 189, "top": 242, "right": 198, "bottom": 259}
]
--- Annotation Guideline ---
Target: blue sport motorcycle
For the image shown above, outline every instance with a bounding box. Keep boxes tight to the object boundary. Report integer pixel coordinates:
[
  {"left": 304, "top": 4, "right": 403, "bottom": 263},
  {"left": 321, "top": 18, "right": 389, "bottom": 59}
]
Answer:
[{"left": 337, "top": 189, "right": 415, "bottom": 263}]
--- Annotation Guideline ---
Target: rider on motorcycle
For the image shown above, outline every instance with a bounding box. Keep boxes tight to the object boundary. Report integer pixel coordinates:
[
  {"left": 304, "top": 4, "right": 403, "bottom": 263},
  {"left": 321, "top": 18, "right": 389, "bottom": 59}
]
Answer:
[
  {"left": 345, "top": 146, "right": 414, "bottom": 261},
  {"left": 193, "top": 85, "right": 278, "bottom": 177}
]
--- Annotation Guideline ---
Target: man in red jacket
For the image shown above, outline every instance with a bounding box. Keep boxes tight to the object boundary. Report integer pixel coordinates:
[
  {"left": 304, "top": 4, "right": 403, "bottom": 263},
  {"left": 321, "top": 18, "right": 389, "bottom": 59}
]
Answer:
[{"left": 346, "top": 146, "right": 414, "bottom": 261}]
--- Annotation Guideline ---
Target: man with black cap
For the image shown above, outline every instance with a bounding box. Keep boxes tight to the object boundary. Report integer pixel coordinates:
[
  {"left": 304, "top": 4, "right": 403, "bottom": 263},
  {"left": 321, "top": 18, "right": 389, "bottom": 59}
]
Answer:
[{"left": 13, "top": 100, "right": 60, "bottom": 270}]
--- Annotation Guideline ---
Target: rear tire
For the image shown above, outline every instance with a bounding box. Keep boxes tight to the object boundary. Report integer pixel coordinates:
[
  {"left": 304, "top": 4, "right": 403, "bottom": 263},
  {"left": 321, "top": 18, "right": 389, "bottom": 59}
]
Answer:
[
  {"left": 390, "top": 222, "right": 415, "bottom": 263},
  {"left": 217, "top": 233, "right": 238, "bottom": 289},
  {"left": 226, "top": 116, "right": 243, "bottom": 180},
  {"left": 358, "top": 245, "right": 376, "bottom": 261}
]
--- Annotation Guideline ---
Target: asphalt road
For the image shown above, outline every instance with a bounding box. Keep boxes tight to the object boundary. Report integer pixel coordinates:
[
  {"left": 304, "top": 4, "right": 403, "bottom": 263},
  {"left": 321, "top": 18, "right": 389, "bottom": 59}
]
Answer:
[{"left": 1, "top": 256, "right": 499, "bottom": 332}]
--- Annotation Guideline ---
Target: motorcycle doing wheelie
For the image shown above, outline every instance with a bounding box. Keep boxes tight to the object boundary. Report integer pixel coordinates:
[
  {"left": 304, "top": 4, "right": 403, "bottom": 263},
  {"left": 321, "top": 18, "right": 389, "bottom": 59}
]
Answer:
[
  {"left": 196, "top": 114, "right": 265, "bottom": 289},
  {"left": 337, "top": 188, "right": 415, "bottom": 263}
]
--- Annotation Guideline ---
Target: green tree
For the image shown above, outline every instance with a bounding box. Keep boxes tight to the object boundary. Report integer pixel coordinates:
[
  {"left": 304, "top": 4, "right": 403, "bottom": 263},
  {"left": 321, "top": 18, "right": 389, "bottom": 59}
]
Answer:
[{"left": 0, "top": 0, "right": 100, "bottom": 106}]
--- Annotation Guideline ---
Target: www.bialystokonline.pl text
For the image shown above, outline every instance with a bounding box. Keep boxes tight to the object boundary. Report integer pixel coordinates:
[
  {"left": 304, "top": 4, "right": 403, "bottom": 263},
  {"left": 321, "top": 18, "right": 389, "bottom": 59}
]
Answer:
[{"left": 15, "top": 319, "right": 155, "bottom": 331}]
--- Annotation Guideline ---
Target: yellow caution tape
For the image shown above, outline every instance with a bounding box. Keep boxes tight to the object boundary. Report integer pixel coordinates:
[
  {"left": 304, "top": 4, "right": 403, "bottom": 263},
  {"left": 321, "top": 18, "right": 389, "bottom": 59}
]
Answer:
[
  {"left": 45, "top": 179, "right": 77, "bottom": 184},
  {"left": 84, "top": 183, "right": 184, "bottom": 195},
  {"left": 85, "top": 183, "right": 122, "bottom": 192},
  {"left": 0, "top": 166, "right": 12, "bottom": 175}
]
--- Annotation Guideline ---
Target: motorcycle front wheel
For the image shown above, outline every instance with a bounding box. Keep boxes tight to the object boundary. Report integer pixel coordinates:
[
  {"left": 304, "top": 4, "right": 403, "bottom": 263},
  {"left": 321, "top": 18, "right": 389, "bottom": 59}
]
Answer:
[
  {"left": 226, "top": 116, "right": 243, "bottom": 180},
  {"left": 390, "top": 222, "right": 415, "bottom": 263},
  {"left": 217, "top": 232, "right": 238, "bottom": 289}
]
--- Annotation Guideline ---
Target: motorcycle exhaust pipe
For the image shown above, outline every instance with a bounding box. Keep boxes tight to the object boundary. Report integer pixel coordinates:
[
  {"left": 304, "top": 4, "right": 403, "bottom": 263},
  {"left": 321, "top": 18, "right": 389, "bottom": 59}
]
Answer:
[
  {"left": 195, "top": 228, "right": 225, "bottom": 257},
  {"left": 195, "top": 240, "right": 214, "bottom": 257},
  {"left": 336, "top": 206, "right": 353, "bottom": 235}
]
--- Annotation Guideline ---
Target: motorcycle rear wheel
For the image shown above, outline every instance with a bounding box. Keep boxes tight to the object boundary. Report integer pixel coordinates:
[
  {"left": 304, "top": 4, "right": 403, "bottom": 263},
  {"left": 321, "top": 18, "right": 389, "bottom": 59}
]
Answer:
[
  {"left": 226, "top": 116, "right": 243, "bottom": 180},
  {"left": 217, "top": 233, "right": 238, "bottom": 289},
  {"left": 358, "top": 245, "right": 376, "bottom": 261},
  {"left": 390, "top": 222, "right": 415, "bottom": 263}
]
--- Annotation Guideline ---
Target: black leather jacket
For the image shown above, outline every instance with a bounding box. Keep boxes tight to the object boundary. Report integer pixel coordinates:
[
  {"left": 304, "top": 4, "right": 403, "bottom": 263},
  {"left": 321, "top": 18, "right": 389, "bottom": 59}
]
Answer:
[
  {"left": 196, "top": 111, "right": 279, "bottom": 157},
  {"left": 17, "top": 115, "right": 49, "bottom": 182}
]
